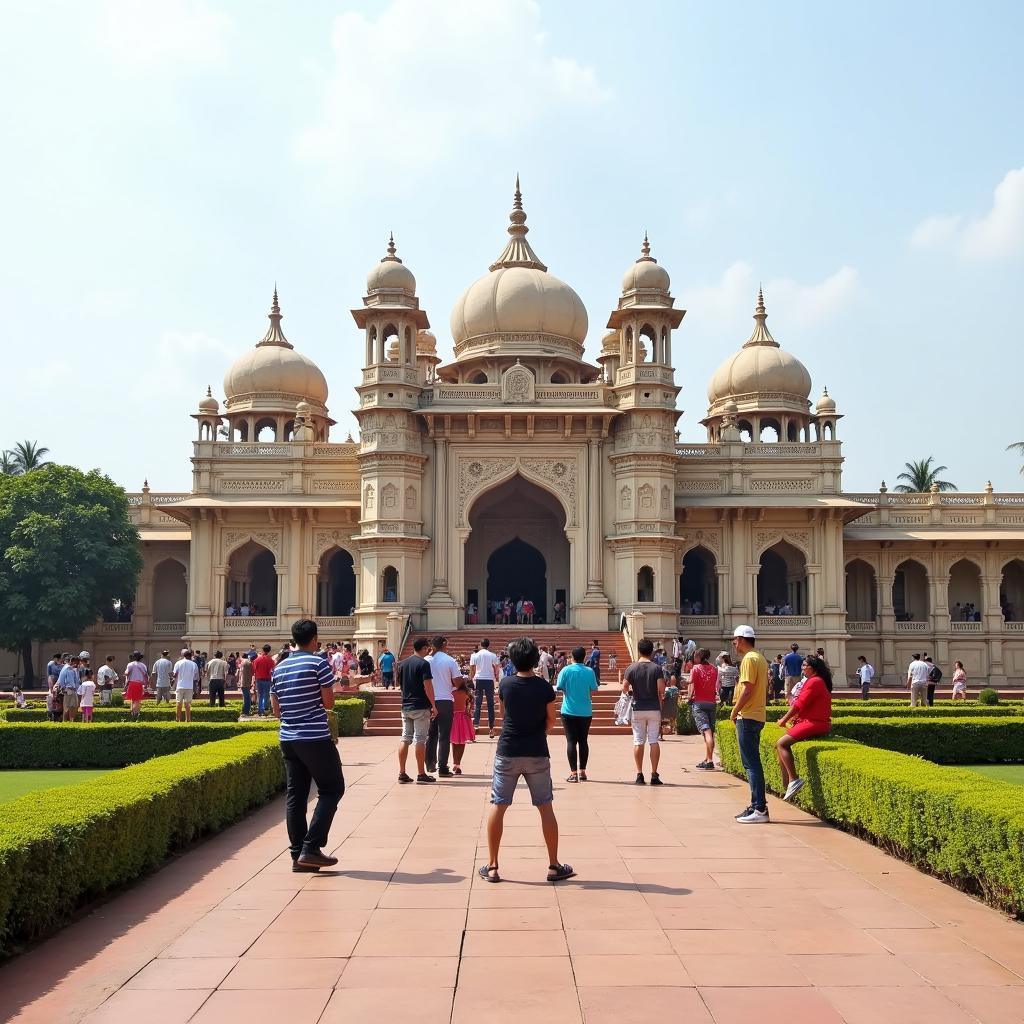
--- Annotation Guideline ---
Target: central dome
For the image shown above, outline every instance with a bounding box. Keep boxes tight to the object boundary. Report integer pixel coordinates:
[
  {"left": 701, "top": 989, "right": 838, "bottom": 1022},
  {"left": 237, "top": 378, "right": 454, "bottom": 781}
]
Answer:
[{"left": 449, "top": 180, "right": 588, "bottom": 349}]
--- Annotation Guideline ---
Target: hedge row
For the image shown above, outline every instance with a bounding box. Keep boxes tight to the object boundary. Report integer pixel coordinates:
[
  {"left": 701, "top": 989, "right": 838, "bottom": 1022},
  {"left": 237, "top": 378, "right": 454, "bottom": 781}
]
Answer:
[
  {"left": 0, "top": 732, "right": 284, "bottom": 956},
  {"left": 335, "top": 699, "right": 365, "bottom": 736},
  {"left": 7, "top": 705, "right": 247, "bottom": 723},
  {"left": 825, "top": 717, "right": 1024, "bottom": 764},
  {"left": 716, "top": 721, "right": 1024, "bottom": 917},
  {"left": 0, "top": 722, "right": 278, "bottom": 768}
]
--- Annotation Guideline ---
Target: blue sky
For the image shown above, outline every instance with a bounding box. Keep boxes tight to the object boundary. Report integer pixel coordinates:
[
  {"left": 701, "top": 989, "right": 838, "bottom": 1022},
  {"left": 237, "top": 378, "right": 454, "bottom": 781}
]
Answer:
[{"left": 2, "top": 0, "right": 1022, "bottom": 492}]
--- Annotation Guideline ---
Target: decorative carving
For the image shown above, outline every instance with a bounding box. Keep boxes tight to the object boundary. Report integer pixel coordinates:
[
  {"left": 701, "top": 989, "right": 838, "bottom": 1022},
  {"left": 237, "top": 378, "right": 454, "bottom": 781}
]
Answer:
[
  {"left": 364, "top": 484, "right": 375, "bottom": 511},
  {"left": 314, "top": 529, "right": 353, "bottom": 558},
  {"left": 679, "top": 529, "right": 721, "bottom": 560},
  {"left": 382, "top": 482, "right": 398, "bottom": 509},
  {"left": 456, "top": 457, "right": 517, "bottom": 523},
  {"left": 501, "top": 363, "right": 535, "bottom": 404},
  {"left": 620, "top": 485, "right": 632, "bottom": 510},
  {"left": 749, "top": 478, "right": 815, "bottom": 492},
  {"left": 753, "top": 530, "right": 811, "bottom": 560},
  {"left": 661, "top": 484, "right": 671, "bottom": 512},
  {"left": 638, "top": 483, "right": 654, "bottom": 510},
  {"left": 223, "top": 529, "right": 281, "bottom": 558},
  {"left": 405, "top": 485, "right": 417, "bottom": 511},
  {"left": 677, "top": 478, "right": 722, "bottom": 493},
  {"left": 219, "top": 478, "right": 285, "bottom": 492},
  {"left": 311, "top": 479, "right": 359, "bottom": 492},
  {"left": 455, "top": 455, "right": 578, "bottom": 526}
]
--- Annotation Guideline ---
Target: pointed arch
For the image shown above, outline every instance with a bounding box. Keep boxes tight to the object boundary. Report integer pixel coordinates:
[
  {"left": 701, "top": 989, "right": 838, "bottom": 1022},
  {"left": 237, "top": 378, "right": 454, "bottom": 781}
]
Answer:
[
  {"left": 680, "top": 545, "right": 718, "bottom": 614},
  {"left": 948, "top": 558, "right": 982, "bottom": 620},
  {"left": 845, "top": 558, "right": 877, "bottom": 621},
  {"left": 893, "top": 558, "right": 929, "bottom": 621}
]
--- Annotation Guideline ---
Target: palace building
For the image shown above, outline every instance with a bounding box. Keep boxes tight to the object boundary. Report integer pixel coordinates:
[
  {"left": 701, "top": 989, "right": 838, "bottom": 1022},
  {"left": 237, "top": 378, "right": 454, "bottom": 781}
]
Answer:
[{"left": 73, "top": 185, "right": 1024, "bottom": 684}]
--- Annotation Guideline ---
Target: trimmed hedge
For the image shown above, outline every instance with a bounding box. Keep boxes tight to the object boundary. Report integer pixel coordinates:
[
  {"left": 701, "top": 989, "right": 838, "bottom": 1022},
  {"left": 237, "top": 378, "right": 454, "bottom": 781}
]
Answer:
[
  {"left": 0, "top": 722, "right": 277, "bottom": 769},
  {"left": 825, "top": 717, "right": 1024, "bottom": 764},
  {"left": 0, "top": 732, "right": 284, "bottom": 956},
  {"left": 7, "top": 705, "right": 246, "bottom": 723},
  {"left": 762, "top": 705, "right": 1022, "bottom": 723},
  {"left": 335, "top": 699, "right": 365, "bottom": 736},
  {"left": 717, "top": 721, "right": 1024, "bottom": 916}
]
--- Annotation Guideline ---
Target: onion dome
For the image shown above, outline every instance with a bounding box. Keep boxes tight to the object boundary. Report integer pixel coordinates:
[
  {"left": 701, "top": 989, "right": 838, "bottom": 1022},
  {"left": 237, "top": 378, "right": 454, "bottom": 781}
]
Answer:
[
  {"left": 198, "top": 385, "right": 219, "bottom": 413},
  {"left": 366, "top": 233, "right": 416, "bottom": 296},
  {"left": 449, "top": 177, "right": 588, "bottom": 348},
  {"left": 621, "top": 232, "right": 670, "bottom": 293},
  {"left": 223, "top": 288, "right": 329, "bottom": 410},
  {"left": 815, "top": 386, "right": 836, "bottom": 414},
  {"left": 600, "top": 329, "right": 620, "bottom": 354},
  {"left": 416, "top": 328, "right": 437, "bottom": 354},
  {"left": 707, "top": 288, "right": 811, "bottom": 406}
]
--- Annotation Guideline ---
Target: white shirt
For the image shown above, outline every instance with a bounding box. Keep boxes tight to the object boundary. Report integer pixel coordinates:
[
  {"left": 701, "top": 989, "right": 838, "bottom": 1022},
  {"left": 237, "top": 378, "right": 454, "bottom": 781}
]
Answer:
[
  {"left": 240, "top": 604, "right": 250, "bottom": 616},
  {"left": 537, "top": 650, "right": 553, "bottom": 679},
  {"left": 174, "top": 658, "right": 199, "bottom": 688},
  {"left": 97, "top": 665, "right": 119, "bottom": 688},
  {"left": 470, "top": 648, "right": 500, "bottom": 681},
  {"left": 858, "top": 663, "right": 874, "bottom": 683},
  {"left": 152, "top": 658, "right": 173, "bottom": 687},
  {"left": 426, "top": 650, "right": 461, "bottom": 701},
  {"left": 908, "top": 659, "right": 931, "bottom": 684},
  {"left": 77, "top": 681, "right": 96, "bottom": 707}
]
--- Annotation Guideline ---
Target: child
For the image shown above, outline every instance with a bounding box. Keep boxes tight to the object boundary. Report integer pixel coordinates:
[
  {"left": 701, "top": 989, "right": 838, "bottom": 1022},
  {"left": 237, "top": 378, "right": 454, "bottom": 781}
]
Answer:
[
  {"left": 951, "top": 660, "right": 967, "bottom": 700},
  {"left": 661, "top": 678, "right": 680, "bottom": 737},
  {"left": 608, "top": 651, "right": 618, "bottom": 683},
  {"left": 77, "top": 674, "right": 97, "bottom": 722},
  {"left": 449, "top": 677, "right": 476, "bottom": 773},
  {"left": 13, "top": 685, "right": 26, "bottom": 709}
]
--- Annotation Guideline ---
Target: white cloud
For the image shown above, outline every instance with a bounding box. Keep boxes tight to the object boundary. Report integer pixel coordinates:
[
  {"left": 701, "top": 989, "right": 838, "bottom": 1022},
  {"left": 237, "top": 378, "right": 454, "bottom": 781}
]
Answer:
[
  {"left": 98, "top": 0, "right": 232, "bottom": 69},
  {"left": 156, "top": 329, "right": 234, "bottom": 398},
  {"left": 682, "top": 261, "right": 860, "bottom": 332},
  {"left": 295, "top": 0, "right": 609, "bottom": 190},
  {"left": 909, "top": 167, "right": 1024, "bottom": 260}
]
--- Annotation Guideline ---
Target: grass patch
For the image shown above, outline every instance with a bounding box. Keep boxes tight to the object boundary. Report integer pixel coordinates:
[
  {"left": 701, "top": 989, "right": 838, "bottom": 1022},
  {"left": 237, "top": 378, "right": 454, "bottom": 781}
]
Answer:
[
  {"left": 961, "top": 764, "right": 1024, "bottom": 786},
  {"left": 0, "top": 770, "right": 113, "bottom": 803}
]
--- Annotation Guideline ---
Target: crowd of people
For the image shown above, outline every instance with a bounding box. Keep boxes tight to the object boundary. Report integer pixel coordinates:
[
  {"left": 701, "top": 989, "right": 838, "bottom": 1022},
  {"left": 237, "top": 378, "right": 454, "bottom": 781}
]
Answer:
[{"left": 470, "top": 595, "right": 567, "bottom": 625}]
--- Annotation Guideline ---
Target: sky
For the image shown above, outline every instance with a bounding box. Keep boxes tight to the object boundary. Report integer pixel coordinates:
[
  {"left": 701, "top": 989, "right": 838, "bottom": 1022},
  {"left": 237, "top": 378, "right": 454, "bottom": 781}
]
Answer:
[{"left": 2, "top": 0, "right": 1022, "bottom": 493}]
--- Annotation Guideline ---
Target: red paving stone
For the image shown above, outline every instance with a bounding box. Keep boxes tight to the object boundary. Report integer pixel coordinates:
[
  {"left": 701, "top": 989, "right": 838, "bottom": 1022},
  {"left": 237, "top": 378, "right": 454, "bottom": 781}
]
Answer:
[{"left": 1, "top": 733, "right": 1023, "bottom": 1023}]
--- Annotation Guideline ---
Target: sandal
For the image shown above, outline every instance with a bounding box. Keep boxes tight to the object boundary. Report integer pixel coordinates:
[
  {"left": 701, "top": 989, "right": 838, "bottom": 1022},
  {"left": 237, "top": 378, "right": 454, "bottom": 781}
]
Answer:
[
  {"left": 397, "top": 772, "right": 413, "bottom": 783},
  {"left": 579, "top": 771, "right": 588, "bottom": 781},
  {"left": 478, "top": 864, "right": 501, "bottom": 883},
  {"left": 566, "top": 772, "right": 579, "bottom": 783},
  {"left": 547, "top": 863, "right": 576, "bottom": 883},
  {"left": 453, "top": 766, "right": 462, "bottom": 775}
]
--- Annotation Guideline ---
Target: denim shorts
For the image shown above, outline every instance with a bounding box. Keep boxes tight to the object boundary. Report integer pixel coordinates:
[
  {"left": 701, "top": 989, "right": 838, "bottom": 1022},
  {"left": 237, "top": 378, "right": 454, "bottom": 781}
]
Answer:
[
  {"left": 490, "top": 754, "right": 554, "bottom": 807},
  {"left": 690, "top": 701, "right": 717, "bottom": 734},
  {"left": 401, "top": 708, "right": 431, "bottom": 745}
]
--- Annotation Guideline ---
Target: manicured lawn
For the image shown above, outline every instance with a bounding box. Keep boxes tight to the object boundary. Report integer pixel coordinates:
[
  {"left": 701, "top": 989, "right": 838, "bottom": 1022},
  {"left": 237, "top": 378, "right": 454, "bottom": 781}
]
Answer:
[
  {"left": 0, "top": 769, "right": 113, "bottom": 803},
  {"left": 960, "top": 764, "right": 1024, "bottom": 786}
]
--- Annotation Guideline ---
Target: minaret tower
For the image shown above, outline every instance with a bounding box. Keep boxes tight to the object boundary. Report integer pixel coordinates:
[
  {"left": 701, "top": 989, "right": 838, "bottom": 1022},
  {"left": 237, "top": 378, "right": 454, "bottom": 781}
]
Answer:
[{"left": 351, "top": 236, "right": 431, "bottom": 639}]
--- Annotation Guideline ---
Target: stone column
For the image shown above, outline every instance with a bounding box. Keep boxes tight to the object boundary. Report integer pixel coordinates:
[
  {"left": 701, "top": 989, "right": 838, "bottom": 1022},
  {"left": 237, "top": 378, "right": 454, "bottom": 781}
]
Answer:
[
  {"left": 430, "top": 439, "right": 449, "bottom": 596},
  {"left": 585, "top": 438, "right": 606, "bottom": 598}
]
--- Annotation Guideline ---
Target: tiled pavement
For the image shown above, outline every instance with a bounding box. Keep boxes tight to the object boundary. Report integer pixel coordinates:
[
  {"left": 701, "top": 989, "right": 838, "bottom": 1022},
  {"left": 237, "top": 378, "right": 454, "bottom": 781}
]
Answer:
[{"left": 2, "top": 734, "right": 1023, "bottom": 1023}]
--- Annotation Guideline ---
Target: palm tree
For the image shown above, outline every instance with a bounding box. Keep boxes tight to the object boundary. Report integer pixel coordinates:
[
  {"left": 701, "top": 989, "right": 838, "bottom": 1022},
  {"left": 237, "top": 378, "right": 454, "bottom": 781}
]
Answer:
[
  {"left": 9, "top": 440, "right": 50, "bottom": 473},
  {"left": 0, "top": 451, "right": 18, "bottom": 476},
  {"left": 1008, "top": 441, "right": 1024, "bottom": 476},
  {"left": 894, "top": 457, "right": 957, "bottom": 493}
]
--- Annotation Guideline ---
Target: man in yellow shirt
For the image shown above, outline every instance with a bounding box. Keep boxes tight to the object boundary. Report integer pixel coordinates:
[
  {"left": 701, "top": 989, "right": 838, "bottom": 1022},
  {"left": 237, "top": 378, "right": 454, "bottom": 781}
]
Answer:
[{"left": 729, "top": 625, "right": 770, "bottom": 823}]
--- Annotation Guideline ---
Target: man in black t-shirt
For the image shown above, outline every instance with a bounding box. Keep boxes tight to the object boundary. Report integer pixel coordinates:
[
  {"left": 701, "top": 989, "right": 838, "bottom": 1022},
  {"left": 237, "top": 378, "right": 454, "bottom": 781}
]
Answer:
[
  {"left": 623, "top": 638, "right": 667, "bottom": 785},
  {"left": 397, "top": 637, "right": 437, "bottom": 785},
  {"left": 479, "top": 636, "right": 575, "bottom": 885}
]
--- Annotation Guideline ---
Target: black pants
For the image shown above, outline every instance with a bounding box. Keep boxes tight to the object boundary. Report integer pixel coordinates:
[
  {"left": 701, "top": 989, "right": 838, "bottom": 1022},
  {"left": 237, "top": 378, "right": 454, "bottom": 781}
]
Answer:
[
  {"left": 280, "top": 738, "right": 345, "bottom": 860},
  {"left": 209, "top": 680, "right": 225, "bottom": 706},
  {"left": 426, "top": 700, "right": 454, "bottom": 772},
  {"left": 926, "top": 683, "right": 936, "bottom": 707},
  {"left": 562, "top": 713, "right": 592, "bottom": 771},
  {"left": 473, "top": 680, "right": 495, "bottom": 729}
]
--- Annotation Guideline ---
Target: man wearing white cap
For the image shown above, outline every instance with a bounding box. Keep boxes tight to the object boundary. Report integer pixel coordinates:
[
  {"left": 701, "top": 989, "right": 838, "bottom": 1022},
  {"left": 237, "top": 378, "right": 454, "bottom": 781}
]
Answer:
[{"left": 730, "top": 625, "right": 770, "bottom": 824}]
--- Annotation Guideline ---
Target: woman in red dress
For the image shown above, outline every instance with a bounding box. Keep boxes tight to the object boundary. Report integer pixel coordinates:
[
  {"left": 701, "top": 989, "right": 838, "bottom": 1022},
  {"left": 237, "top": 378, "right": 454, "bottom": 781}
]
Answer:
[
  {"left": 123, "top": 651, "right": 149, "bottom": 721},
  {"left": 775, "top": 653, "right": 832, "bottom": 802}
]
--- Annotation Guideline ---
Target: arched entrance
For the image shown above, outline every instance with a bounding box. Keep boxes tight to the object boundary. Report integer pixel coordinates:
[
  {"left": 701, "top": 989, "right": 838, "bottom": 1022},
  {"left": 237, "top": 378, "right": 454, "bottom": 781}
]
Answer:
[
  {"left": 680, "top": 546, "right": 718, "bottom": 614},
  {"left": 758, "top": 540, "right": 807, "bottom": 614},
  {"left": 226, "top": 540, "right": 278, "bottom": 614},
  {"left": 317, "top": 548, "right": 356, "bottom": 616},
  {"left": 464, "top": 475, "right": 569, "bottom": 625}
]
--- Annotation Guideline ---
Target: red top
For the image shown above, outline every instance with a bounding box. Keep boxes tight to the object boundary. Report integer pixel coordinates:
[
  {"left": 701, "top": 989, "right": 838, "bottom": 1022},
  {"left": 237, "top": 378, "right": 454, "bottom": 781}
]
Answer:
[
  {"left": 252, "top": 653, "right": 275, "bottom": 681},
  {"left": 792, "top": 675, "right": 831, "bottom": 724},
  {"left": 690, "top": 663, "right": 718, "bottom": 703}
]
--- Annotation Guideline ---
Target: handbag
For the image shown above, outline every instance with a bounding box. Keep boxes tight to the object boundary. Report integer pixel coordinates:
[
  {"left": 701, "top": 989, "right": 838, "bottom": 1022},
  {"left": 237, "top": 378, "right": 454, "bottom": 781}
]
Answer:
[{"left": 613, "top": 693, "right": 634, "bottom": 726}]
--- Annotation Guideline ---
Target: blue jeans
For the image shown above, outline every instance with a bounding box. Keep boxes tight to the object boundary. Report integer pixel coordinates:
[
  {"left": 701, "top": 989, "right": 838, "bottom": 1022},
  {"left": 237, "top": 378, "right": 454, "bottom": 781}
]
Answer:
[
  {"left": 474, "top": 679, "right": 495, "bottom": 728},
  {"left": 242, "top": 687, "right": 252, "bottom": 716},
  {"left": 257, "top": 680, "right": 271, "bottom": 715},
  {"left": 735, "top": 718, "right": 766, "bottom": 812}
]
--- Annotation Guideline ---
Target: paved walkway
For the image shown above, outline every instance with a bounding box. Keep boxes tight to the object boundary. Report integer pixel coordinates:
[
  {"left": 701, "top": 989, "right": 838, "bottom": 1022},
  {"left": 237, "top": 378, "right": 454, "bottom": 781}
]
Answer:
[{"left": 2, "top": 735, "right": 1023, "bottom": 1024}]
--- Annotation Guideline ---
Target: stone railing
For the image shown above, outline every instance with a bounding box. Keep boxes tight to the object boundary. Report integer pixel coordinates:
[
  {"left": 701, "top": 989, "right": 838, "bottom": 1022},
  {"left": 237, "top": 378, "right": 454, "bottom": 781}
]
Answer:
[
  {"left": 215, "top": 444, "right": 290, "bottom": 457},
  {"left": 675, "top": 444, "right": 722, "bottom": 457},
  {"left": 950, "top": 620, "right": 983, "bottom": 632},
  {"left": 846, "top": 620, "right": 878, "bottom": 633},
  {"left": 153, "top": 621, "right": 186, "bottom": 635},
  {"left": 221, "top": 616, "right": 279, "bottom": 631},
  {"left": 101, "top": 622, "right": 132, "bottom": 633},
  {"left": 679, "top": 615, "right": 721, "bottom": 630},
  {"left": 756, "top": 615, "right": 812, "bottom": 631},
  {"left": 534, "top": 386, "right": 607, "bottom": 405},
  {"left": 895, "top": 621, "right": 928, "bottom": 632},
  {"left": 316, "top": 616, "right": 357, "bottom": 633},
  {"left": 1005, "top": 621, "right": 1024, "bottom": 632},
  {"left": 742, "top": 444, "right": 822, "bottom": 458}
]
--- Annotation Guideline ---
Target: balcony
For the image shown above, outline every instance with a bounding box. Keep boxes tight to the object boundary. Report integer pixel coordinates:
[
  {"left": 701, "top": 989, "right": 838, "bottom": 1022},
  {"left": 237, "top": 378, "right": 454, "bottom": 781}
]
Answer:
[
  {"left": 756, "top": 615, "right": 812, "bottom": 632},
  {"left": 222, "top": 616, "right": 279, "bottom": 632},
  {"left": 153, "top": 621, "right": 186, "bottom": 635},
  {"left": 101, "top": 622, "right": 132, "bottom": 633},
  {"left": 316, "top": 616, "right": 357, "bottom": 634},
  {"left": 950, "top": 621, "right": 983, "bottom": 633},
  {"left": 1005, "top": 622, "right": 1024, "bottom": 633},
  {"left": 846, "top": 620, "right": 878, "bottom": 634},
  {"left": 678, "top": 615, "right": 722, "bottom": 631},
  {"left": 895, "top": 621, "right": 928, "bottom": 632}
]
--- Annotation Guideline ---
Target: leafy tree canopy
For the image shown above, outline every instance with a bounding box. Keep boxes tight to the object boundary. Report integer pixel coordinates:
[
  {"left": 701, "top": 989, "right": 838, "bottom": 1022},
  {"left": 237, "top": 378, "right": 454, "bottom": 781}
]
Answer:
[
  {"left": 0, "top": 465, "right": 142, "bottom": 668},
  {"left": 2, "top": 440, "right": 50, "bottom": 476},
  {"left": 894, "top": 457, "right": 958, "bottom": 493}
]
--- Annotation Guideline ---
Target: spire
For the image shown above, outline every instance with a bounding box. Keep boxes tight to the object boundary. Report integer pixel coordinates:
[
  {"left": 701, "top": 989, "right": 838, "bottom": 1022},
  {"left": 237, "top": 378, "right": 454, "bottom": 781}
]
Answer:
[
  {"left": 383, "top": 231, "right": 401, "bottom": 262},
  {"left": 489, "top": 175, "right": 548, "bottom": 272},
  {"left": 257, "top": 286, "right": 293, "bottom": 348},
  {"left": 744, "top": 285, "right": 778, "bottom": 348},
  {"left": 640, "top": 231, "right": 651, "bottom": 259},
  {"left": 206, "top": 385, "right": 212, "bottom": 398}
]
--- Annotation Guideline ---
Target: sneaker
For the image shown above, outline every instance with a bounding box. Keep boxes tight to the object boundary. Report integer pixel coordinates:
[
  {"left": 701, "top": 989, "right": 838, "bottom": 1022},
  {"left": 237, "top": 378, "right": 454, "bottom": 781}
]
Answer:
[
  {"left": 438, "top": 768, "right": 453, "bottom": 778},
  {"left": 650, "top": 773, "right": 663, "bottom": 785},
  {"left": 735, "top": 805, "right": 754, "bottom": 820},
  {"left": 416, "top": 773, "right": 436, "bottom": 784},
  {"left": 698, "top": 761, "right": 715, "bottom": 771},
  {"left": 398, "top": 772, "right": 413, "bottom": 784},
  {"left": 737, "top": 808, "right": 770, "bottom": 824},
  {"left": 296, "top": 851, "right": 339, "bottom": 868},
  {"left": 783, "top": 778, "right": 806, "bottom": 801},
  {"left": 634, "top": 773, "right": 646, "bottom": 785}
]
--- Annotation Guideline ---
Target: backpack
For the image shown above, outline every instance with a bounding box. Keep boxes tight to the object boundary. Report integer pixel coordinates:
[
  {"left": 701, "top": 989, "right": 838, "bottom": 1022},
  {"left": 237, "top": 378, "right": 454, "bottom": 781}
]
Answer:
[{"left": 929, "top": 664, "right": 943, "bottom": 683}]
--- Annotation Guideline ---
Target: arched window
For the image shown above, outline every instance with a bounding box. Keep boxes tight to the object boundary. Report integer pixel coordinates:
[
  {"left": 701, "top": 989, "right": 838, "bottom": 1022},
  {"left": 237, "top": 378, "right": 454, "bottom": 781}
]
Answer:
[
  {"left": 470, "top": 372, "right": 488, "bottom": 384},
  {"left": 759, "top": 418, "right": 781, "bottom": 443},
  {"left": 1001, "top": 559, "right": 1024, "bottom": 621},
  {"left": 758, "top": 541, "right": 807, "bottom": 615},
  {"left": 226, "top": 540, "right": 278, "bottom": 615},
  {"left": 680, "top": 546, "right": 718, "bottom": 614},
  {"left": 738, "top": 420, "right": 753, "bottom": 444},
  {"left": 317, "top": 548, "right": 356, "bottom": 616},
  {"left": 638, "top": 324, "right": 656, "bottom": 363},
  {"left": 845, "top": 559, "right": 877, "bottom": 621},
  {"left": 233, "top": 420, "right": 249, "bottom": 443},
  {"left": 550, "top": 371, "right": 568, "bottom": 384},
  {"left": 893, "top": 559, "right": 929, "bottom": 621},
  {"left": 637, "top": 565, "right": 654, "bottom": 603},
  {"left": 625, "top": 326, "right": 634, "bottom": 362},
  {"left": 382, "top": 324, "right": 399, "bottom": 362},
  {"left": 823, "top": 421, "right": 834, "bottom": 440},
  {"left": 381, "top": 565, "right": 399, "bottom": 603},
  {"left": 153, "top": 559, "right": 188, "bottom": 623},
  {"left": 787, "top": 422, "right": 799, "bottom": 442},
  {"left": 254, "top": 418, "right": 276, "bottom": 442},
  {"left": 948, "top": 559, "right": 982, "bottom": 621}
]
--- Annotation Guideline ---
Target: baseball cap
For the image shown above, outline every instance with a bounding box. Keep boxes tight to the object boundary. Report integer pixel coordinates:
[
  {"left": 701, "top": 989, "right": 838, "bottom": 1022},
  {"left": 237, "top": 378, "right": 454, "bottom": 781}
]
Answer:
[
  {"left": 78, "top": 650, "right": 90, "bottom": 659},
  {"left": 181, "top": 648, "right": 190, "bottom": 655},
  {"left": 732, "top": 625, "right": 756, "bottom": 639}
]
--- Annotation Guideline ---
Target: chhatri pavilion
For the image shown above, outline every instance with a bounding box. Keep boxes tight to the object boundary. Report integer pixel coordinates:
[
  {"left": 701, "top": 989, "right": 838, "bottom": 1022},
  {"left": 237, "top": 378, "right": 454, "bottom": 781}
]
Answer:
[{"left": 67, "top": 185, "right": 1024, "bottom": 684}]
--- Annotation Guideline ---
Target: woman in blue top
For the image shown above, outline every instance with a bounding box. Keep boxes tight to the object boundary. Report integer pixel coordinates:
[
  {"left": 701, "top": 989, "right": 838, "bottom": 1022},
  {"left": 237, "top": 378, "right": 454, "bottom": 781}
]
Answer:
[{"left": 556, "top": 646, "right": 600, "bottom": 782}]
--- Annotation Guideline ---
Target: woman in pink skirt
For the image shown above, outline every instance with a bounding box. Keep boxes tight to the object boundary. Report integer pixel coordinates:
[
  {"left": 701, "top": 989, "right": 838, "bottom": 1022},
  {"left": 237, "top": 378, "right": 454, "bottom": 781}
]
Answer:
[{"left": 450, "top": 677, "right": 476, "bottom": 774}]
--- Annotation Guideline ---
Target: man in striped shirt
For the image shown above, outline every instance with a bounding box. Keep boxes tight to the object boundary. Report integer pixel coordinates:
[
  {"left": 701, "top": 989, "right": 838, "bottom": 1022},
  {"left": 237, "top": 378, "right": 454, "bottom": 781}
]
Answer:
[{"left": 271, "top": 619, "right": 345, "bottom": 872}]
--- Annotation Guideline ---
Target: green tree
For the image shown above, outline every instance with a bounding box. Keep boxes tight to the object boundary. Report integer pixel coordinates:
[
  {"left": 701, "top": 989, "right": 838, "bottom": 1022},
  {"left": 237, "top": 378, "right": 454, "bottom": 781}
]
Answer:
[
  {"left": 0, "top": 465, "right": 141, "bottom": 685},
  {"left": 894, "top": 457, "right": 958, "bottom": 493},
  {"left": 10, "top": 441, "right": 50, "bottom": 474},
  {"left": 1008, "top": 441, "right": 1024, "bottom": 475},
  {"left": 0, "top": 452, "right": 18, "bottom": 476}
]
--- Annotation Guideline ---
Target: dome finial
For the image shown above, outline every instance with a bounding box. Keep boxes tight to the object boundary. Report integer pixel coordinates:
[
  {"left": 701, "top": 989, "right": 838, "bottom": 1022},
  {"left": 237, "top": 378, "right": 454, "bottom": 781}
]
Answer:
[
  {"left": 489, "top": 176, "right": 548, "bottom": 272},
  {"left": 258, "top": 286, "right": 292, "bottom": 349},
  {"left": 744, "top": 285, "right": 777, "bottom": 348},
  {"left": 387, "top": 231, "right": 396, "bottom": 258},
  {"left": 640, "top": 231, "right": 651, "bottom": 259}
]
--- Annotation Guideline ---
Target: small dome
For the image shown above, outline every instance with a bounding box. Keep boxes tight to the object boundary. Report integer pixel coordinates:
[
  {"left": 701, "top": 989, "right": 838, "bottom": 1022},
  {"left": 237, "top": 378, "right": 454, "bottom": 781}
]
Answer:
[
  {"left": 366, "top": 234, "right": 415, "bottom": 295},
  {"left": 815, "top": 387, "right": 836, "bottom": 414},
  {"left": 416, "top": 329, "right": 437, "bottom": 354},
  {"left": 295, "top": 400, "right": 312, "bottom": 416},
  {"left": 621, "top": 237, "right": 669, "bottom": 293},
  {"left": 601, "top": 329, "right": 620, "bottom": 353},
  {"left": 722, "top": 399, "right": 739, "bottom": 415},
  {"left": 198, "top": 386, "right": 219, "bottom": 413},
  {"left": 386, "top": 337, "right": 400, "bottom": 361}
]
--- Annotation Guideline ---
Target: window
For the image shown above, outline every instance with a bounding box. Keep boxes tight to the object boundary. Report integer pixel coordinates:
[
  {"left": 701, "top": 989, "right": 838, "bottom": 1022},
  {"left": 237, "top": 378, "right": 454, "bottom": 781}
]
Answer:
[
  {"left": 637, "top": 565, "right": 654, "bottom": 603},
  {"left": 382, "top": 565, "right": 399, "bottom": 603}
]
